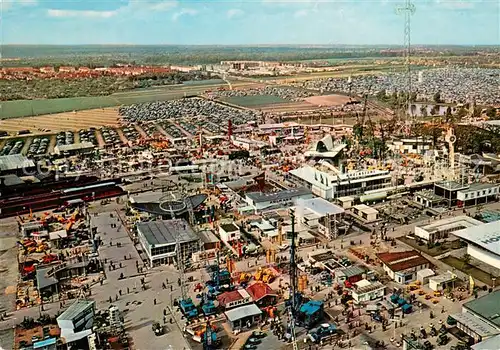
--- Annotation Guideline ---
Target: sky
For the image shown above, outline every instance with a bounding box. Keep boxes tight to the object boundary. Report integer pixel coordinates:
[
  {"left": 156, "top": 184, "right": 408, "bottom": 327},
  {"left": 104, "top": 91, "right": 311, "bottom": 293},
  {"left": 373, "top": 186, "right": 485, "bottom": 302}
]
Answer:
[{"left": 1, "top": 0, "right": 499, "bottom": 45}]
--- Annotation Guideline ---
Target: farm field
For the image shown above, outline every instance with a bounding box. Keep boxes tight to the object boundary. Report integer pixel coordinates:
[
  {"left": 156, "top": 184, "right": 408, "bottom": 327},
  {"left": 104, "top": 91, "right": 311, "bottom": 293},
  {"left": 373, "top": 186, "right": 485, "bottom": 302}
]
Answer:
[
  {"left": 0, "top": 108, "right": 121, "bottom": 134},
  {"left": 0, "top": 80, "right": 255, "bottom": 119}
]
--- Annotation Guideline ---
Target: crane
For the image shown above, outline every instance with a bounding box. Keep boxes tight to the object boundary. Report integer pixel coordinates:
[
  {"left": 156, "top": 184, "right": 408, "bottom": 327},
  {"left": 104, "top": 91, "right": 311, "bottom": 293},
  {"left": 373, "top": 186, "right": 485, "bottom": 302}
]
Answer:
[{"left": 288, "top": 211, "right": 299, "bottom": 350}]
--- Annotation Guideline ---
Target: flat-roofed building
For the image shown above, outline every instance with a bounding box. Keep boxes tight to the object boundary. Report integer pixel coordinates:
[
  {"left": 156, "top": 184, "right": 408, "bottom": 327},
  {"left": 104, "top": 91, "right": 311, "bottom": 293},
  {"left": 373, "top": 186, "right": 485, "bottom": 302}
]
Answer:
[
  {"left": 450, "top": 290, "right": 500, "bottom": 344},
  {"left": 54, "top": 142, "right": 95, "bottom": 156},
  {"left": 457, "top": 183, "right": 500, "bottom": 207},
  {"left": 352, "top": 279, "right": 385, "bottom": 303},
  {"left": 289, "top": 165, "right": 391, "bottom": 200},
  {"left": 351, "top": 204, "right": 379, "bottom": 223},
  {"left": 136, "top": 219, "right": 200, "bottom": 267},
  {"left": 434, "top": 181, "right": 470, "bottom": 207},
  {"left": 0, "top": 154, "right": 35, "bottom": 176},
  {"left": 414, "top": 215, "right": 483, "bottom": 243},
  {"left": 453, "top": 220, "right": 500, "bottom": 270},
  {"left": 57, "top": 300, "right": 95, "bottom": 347},
  {"left": 292, "top": 197, "right": 345, "bottom": 239},
  {"left": 245, "top": 187, "right": 313, "bottom": 212}
]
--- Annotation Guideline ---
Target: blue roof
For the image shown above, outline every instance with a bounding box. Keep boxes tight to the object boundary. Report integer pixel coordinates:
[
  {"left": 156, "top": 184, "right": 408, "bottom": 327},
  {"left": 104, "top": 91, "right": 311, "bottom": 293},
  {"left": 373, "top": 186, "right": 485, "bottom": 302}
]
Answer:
[
  {"left": 300, "top": 300, "right": 324, "bottom": 315},
  {"left": 33, "top": 338, "right": 56, "bottom": 349}
]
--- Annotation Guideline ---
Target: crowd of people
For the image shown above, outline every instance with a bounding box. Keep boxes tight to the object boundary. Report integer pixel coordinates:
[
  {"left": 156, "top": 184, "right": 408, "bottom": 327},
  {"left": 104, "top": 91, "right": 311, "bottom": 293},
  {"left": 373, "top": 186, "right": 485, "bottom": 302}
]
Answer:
[
  {"left": 118, "top": 98, "right": 258, "bottom": 126},
  {"left": 301, "top": 68, "right": 500, "bottom": 105},
  {"left": 208, "top": 86, "right": 315, "bottom": 102}
]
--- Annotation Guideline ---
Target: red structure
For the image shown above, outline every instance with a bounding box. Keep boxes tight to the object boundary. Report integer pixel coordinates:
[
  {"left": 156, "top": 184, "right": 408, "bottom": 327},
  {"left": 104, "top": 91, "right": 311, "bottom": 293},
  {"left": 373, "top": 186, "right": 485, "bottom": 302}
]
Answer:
[{"left": 228, "top": 119, "right": 233, "bottom": 141}]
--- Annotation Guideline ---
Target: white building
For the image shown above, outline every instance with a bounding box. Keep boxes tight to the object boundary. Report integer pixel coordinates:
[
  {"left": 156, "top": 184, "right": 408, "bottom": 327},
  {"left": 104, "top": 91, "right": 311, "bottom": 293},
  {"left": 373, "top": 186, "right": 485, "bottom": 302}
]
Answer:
[
  {"left": 245, "top": 187, "right": 313, "bottom": 212},
  {"left": 414, "top": 216, "right": 483, "bottom": 243},
  {"left": 377, "top": 251, "right": 431, "bottom": 284},
  {"left": 351, "top": 204, "right": 379, "bottom": 223},
  {"left": 219, "top": 223, "right": 241, "bottom": 243},
  {"left": 388, "top": 137, "right": 432, "bottom": 155},
  {"left": 352, "top": 279, "right": 386, "bottom": 303},
  {"left": 292, "top": 197, "right": 345, "bottom": 238},
  {"left": 457, "top": 183, "right": 500, "bottom": 207},
  {"left": 428, "top": 272, "right": 457, "bottom": 292},
  {"left": 453, "top": 220, "right": 500, "bottom": 270},
  {"left": 289, "top": 165, "right": 391, "bottom": 200},
  {"left": 57, "top": 300, "right": 95, "bottom": 346},
  {"left": 136, "top": 219, "right": 200, "bottom": 267}
]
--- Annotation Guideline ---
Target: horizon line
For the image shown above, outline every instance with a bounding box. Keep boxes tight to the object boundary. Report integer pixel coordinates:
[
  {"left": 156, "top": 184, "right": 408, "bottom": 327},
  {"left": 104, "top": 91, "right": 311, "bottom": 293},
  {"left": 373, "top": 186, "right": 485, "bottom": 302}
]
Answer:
[{"left": 2, "top": 43, "right": 498, "bottom": 48}]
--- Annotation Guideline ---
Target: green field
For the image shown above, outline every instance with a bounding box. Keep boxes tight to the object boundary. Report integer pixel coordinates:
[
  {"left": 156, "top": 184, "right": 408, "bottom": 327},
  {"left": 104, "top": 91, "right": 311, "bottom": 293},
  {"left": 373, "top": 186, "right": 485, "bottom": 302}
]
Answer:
[
  {"left": 223, "top": 95, "right": 289, "bottom": 107},
  {"left": 0, "top": 81, "right": 228, "bottom": 119}
]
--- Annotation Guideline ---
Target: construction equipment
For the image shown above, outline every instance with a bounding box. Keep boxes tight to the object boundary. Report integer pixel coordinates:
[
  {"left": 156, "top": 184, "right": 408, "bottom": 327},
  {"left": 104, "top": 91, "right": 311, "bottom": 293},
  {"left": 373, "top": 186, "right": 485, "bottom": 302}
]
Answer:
[
  {"left": 239, "top": 272, "right": 252, "bottom": 286},
  {"left": 297, "top": 300, "right": 324, "bottom": 329},
  {"left": 179, "top": 298, "right": 198, "bottom": 320}
]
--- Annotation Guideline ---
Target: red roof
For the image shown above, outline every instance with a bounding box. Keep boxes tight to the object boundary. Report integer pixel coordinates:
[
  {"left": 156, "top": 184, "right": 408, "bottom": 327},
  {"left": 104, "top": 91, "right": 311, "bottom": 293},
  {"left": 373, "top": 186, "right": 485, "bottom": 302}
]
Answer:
[
  {"left": 377, "top": 251, "right": 431, "bottom": 272},
  {"left": 246, "top": 282, "right": 276, "bottom": 302},
  {"left": 217, "top": 290, "right": 244, "bottom": 307}
]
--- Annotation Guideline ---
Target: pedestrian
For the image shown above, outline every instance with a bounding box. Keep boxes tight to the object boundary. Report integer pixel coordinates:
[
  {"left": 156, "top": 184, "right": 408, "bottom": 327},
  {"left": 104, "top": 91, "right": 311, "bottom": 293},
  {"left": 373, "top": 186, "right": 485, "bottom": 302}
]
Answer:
[
  {"left": 115, "top": 294, "right": 118, "bottom": 301},
  {"left": 119, "top": 262, "right": 122, "bottom": 268},
  {"left": 154, "top": 298, "right": 157, "bottom": 305},
  {"left": 109, "top": 296, "right": 112, "bottom": 303},
  {"left": 119, "top": 289, "right": 122, "bottom": 296},
  {"left": 127, "top": 287, "right": 130, "bottom": 294},
  {"left": 170, "top": 285, "right": 173, "bottom": 291}
]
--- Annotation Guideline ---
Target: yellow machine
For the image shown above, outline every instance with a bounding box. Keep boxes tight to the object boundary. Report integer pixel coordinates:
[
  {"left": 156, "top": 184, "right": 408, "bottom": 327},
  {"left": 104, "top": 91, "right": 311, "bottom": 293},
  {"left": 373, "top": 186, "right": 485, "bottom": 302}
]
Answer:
[
  {"left": 239, "top": 273, "right": 252, "bottom": 284},
  {"left": 254, "top": 268, "right": 263, "bottom": 281}
]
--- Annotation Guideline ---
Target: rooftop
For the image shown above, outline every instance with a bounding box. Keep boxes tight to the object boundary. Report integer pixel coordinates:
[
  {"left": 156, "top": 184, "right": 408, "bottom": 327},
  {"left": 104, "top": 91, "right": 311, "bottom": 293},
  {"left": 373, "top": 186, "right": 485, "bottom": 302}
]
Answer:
[
  {"left": 57, "top": 300, "right": 95, "bottom": 321},
  {"left": 217, "top": 289, "right": 250, "bottom": 308},
  {"left": 290, "top": 165, "right": 390, "bottom": 190},
  {"left": 471, "top": 334, "right": 500, "bottom": 350},
  {"left": 198, "top": 230, "right": 219, "bottom": 244},
  {"left": 54, "top": 142, "right": 95, "bottom": 153},
  {"left": 0, "top": 154, "right": 35, "bottom": 172},
  {"left": 353, "top": 204, "right": 379, "bottom": 215},
  {"left": 377, "top": 250, "right": 431, "bottom": 272},
  {"left": 295, "top": 197, "right": 345, "bottom": 216},
  {"left": 415, "top": 189, "right": 443, "bottom": 202},
  {"left": 136, "top": 219, "right": 198, "bottom": 247},
  {"left": 354, "top": 281, "right": 385, "bottom": 295},
  {"left": 435, "top": 181, "right": 469, "bottom": 191},
  {"left": 417, "top": 215, "right": 483, "bottom": 234},
  {"left": 458, "top": 182, "right": 499, "bottom": 194},
  {"left": 450, "top": 312, "right": 500, "bottom": 338},
  {"left": 335, "top": 265, "right": 366, "bottom": 278},
  {"left": 246, "top": 187, "right": 312, "bottom": 204},
  {"left": 246, "top": 282, "right": 276, "bottom": 301},
  {"left": 464, "top": 290, "right": 500, "bottom": 327},
  {"left": 429, "top": 272, "right": 457, "bottom": 284},
  {"left": 224, "top": 303, "right": 262, "bottom": 322},
  {"left": 220, "top": 223, "right": 240, "bottom": 233},
  {"left": 453, "top": 220, "right": 500, "bottom": 257},
  {"left": 0, "top": 174, "right": 24, "bottom": 187}
]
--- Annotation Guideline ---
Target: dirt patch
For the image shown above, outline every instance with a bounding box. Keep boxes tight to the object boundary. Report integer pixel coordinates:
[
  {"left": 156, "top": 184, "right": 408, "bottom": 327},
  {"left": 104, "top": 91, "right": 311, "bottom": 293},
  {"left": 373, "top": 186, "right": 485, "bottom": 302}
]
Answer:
[
  {"left": 304, "top": 94, "right": 353, "bottom": 107},
  {"left": 0, "top": 219, "right": 20, "bottom": 317}
]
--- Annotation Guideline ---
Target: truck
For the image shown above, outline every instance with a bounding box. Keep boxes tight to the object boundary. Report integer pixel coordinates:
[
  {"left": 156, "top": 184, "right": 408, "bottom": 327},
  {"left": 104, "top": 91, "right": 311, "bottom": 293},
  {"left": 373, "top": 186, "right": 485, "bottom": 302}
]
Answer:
[
  {"left": 308, "top": 323, "right": 337, "bottom": 343},
  {"left": 201, "top": 300, "right": 217, "bottom": 316},
  {"left": 179, "top": 298, "right": 199, "bottom": 319}
]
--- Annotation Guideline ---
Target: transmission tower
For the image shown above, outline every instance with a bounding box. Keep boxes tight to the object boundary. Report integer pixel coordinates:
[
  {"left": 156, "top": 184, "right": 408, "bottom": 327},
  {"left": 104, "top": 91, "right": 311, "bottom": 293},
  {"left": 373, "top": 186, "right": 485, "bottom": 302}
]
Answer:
[{"left": 396, "top": 0, "right": 416, "bottom": 121}]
